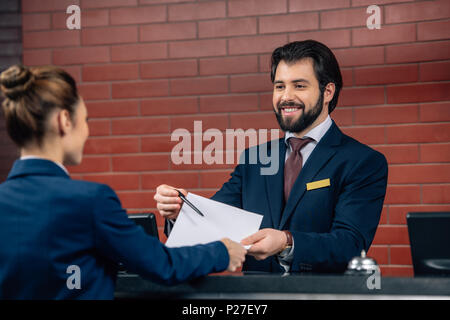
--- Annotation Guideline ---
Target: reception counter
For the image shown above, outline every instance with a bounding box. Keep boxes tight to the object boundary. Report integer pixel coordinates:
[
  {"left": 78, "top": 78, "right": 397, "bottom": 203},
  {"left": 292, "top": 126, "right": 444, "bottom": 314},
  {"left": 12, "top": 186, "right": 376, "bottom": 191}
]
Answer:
[{"left": 115, "top": 272, "right": 450, "bottom": 300}]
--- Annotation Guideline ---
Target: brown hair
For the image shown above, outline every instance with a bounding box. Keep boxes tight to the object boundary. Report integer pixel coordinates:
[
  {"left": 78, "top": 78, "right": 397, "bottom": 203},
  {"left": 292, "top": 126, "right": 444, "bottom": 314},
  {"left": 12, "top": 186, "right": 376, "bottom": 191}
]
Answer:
[{"left": 0, "top": 65, "right": 79, "bottom": 147}]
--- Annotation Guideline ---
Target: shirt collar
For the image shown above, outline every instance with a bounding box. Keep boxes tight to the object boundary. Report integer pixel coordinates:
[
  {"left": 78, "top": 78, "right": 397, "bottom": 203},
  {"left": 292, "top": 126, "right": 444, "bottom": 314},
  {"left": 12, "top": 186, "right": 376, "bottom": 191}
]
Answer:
[
  {"left": 20, "top": 155, "right": 70, "bottom": 175},
  {"left": 284, "top": 115, "right": 333, "bottom": 146}
]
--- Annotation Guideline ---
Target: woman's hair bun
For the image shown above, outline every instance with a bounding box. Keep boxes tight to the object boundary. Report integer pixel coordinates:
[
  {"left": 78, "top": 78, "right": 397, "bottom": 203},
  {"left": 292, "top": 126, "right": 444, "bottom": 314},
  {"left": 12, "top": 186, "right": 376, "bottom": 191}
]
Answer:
[{"left": 0, "top": 64, "right": 34, "bottom": 100}]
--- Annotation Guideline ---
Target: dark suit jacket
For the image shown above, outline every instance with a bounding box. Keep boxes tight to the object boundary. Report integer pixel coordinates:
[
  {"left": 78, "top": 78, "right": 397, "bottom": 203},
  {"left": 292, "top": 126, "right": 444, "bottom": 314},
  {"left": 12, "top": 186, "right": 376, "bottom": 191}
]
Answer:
[
  {"left": 211, "top": 121, "right": 388, "bottom": 273},
  {"left": 0, "top": 159, "right": 228, "bottom": 299}
]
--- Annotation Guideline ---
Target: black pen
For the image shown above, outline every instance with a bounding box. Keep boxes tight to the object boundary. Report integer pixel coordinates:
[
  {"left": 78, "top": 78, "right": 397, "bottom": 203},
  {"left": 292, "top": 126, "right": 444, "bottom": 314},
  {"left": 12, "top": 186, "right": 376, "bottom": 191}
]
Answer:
[{"left": 176, "top": 190, "right": 205, "bottom": 217}]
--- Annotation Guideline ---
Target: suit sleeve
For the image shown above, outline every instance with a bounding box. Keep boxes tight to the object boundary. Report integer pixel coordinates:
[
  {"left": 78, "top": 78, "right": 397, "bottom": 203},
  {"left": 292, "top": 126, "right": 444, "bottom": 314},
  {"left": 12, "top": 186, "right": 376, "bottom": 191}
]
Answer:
[
  {"left": 291, "top": 150, "right": 388, "bottom": 273},
  {"left": 210, "top": 155, "right": 245, "bottom": 208},
  {"left": 91, "top": 184, "right": 229, "bottom": 285}
]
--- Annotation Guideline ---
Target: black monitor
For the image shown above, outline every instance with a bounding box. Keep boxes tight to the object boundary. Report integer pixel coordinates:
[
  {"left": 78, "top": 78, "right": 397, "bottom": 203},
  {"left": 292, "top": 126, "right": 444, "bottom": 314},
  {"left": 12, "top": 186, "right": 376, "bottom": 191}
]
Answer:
[
  {"left": 128, "top": 213, "right": 159, "bottom": 240},
  {"left": 407, "top": 212, "right": 450, "bottom": 277}
]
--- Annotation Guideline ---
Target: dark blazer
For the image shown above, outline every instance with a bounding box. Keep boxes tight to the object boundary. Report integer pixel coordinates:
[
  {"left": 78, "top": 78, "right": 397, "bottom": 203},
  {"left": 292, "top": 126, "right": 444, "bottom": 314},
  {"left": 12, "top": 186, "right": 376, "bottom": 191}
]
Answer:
[
  {"left": 212, "top": 121, "right": 388, "bottom": 273},
  {"left": 0, "top": 159, "right": 228, "bottom": 299}
]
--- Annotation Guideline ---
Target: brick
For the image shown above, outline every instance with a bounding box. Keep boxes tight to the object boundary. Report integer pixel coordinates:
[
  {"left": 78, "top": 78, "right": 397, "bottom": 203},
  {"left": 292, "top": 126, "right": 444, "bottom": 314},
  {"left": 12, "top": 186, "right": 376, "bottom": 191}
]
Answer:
[
  {"left": 23, "top": 49, "right": 52, "bottom": 66},
  {"left": 420, "top": 143, "right": 450, "bottom": 163},
  {"left": 84, "top": 137, "right": 139, "bottom": 155},
  {"left": 390, "top": 247, "right": 412, "bottom": 265},
  {"left": 23, "top": 30, "right": 80, "bottom": 49},
  {"left": 422, "top": 185, "right": 450, "bottom": 204},
  {"left": 80, "top": 0, "right": 137, "bottom": 9},
  {"left": 170, "top": 77, "right": 229, "bottom": 96},
  {"left": 331, "top": 108, "right": 353, "bottom": 127},
  {"left": 387, "top": 83, "right": 450, "bottom": 104},
  {"left": 82, "top": 64, "right": 139, "bottom": 81},
  {"left": 81, "top": 26, "right": 138, "bottom": 46},
  {"left": 352, "top": 0, "right": 413, "bottom": 6},
  {"left": 78, "top": 84, "right": 110, "bottom": 101},
  {"left": 386, "top": 123, "right": 450, "bottom": 144},
  {"left": 354, "top": 105, "right": 419, "bottom": 125},
  {"left": 22, "top": 13, "right": 51, "bottom": 31},
  {"left": 140, "top": 22, "right": 196, "bottom": 42},
  {"left": 229, "top": 112, "right": 279, "bottom": 130},
  {"left": 389, "top": 205, "right": 450, "bottom": 224},
  {"left": 334, "top": 46, "right": 384, "bottom": 67},
  {"left": 87, "top": 100, "right": 140, "bottom": 118},
  {"left": 385, "top": 0, "right": 450, "bottom": 24},
  {"left": 259, "top": 12, "right": 318, "bottom": 34},
  {"left": 111, "top": 80, "right": 169, "bottom": 99},
  {"left": 321, "top": 7, "right": 366, "bottom": 29},
  {"left": 52, "top": 10, "right": 109, "bottom": 29},
  {"left": 386, "top": 41, "right": 450, "bottom": 64},
  {"left": 141, "top": 60, "right": 198, "bottom": 79},
  {"left": 169, "top": 39, "right": 226, "bottom": 59},
  {"left": 338, "top": 87, "right": 385, "bottom": 107},
  {"left": 367, "top": 246, "right": 389, "bottom": 265},
  {"left": 341, "top": 126, "right": 385, "bottom": 145},
  {"left": 419, "top": 61, "right": 450, "bottom": 82},
  {"left": 290, "top": 0, "right": 349, "bottom": 12},
  {"left": 388, "top": 164, "right": 450, "bottom": 184},
  {"left": 111, "top": 43, "right": 167, "bottom": 62},
  {"left": 171, "top": 114, "right": 230, "bottom": 132},
  {"left": 142, "top": 172, "right": 200, "bottom": 190},
  {"left": 354, "top": 65, "right": 418, "bottom": 86},
  {"left": 372, "top": 225, "right": 409, "bottom": 245},
  {"left": 228, "top": 34, "right": 288, "bottom": 55},
  {"left": 112, "top": 155, "right": 170, "bottom": 172},
  {"left": 352, "top": 24, "right": 416, "bottom": 47},
  {"left": 230, "top": 74, "right": 272, "bottom": 93},
  {"left": 110, "top": 6, "right": 166, "bottom": 25},
  {"left": 199, "top": 18, "right": 257, "bottom": 39},
  {"left": 200, "top": 94, "right": 259, "bottom": 113},
  {"left": 385, "top": 185, "right": 420, "bottom": 205},
  {"left": 67, "top": 156, "right": 110, "bottom": 174},
  {"left": 141, "top": 135, "right": 178, "bottom": 153},
  {"left": 140, "top": 0, "right": 195, "bottom": 3},
  {"left": 53, "top": 46, "right": 110, "bottom": 65},
  {"left": 141, "top": 97, "right": 199, "bottom": 116},
  {"left": 200, "top": 170, "right": 231, "bottom": 188},
  {"left": 381, "top": 266, "right": 413, "bottom": 277},
  {"left": 200, "top": 56, "right": 258, "bottom": 76},
  {"left": 82, "top": 174, "right": 139, "bottom": 191},
  {"left": 289, "top": 29, "right": 351, "bottom": 49},
  {"left": 22, "top": 0, "right": 80, "bottom": 12},
  {"left": 61, "top": 66, "right": 81, "bottom": 83},
  {"left": 118, "top": 191, "right": 156, "bottom": 209},
  {"left": 169, "top": 1, "right": 226, "bottom": 21},
  {"left": 420, "top": 102, "right": 450, "bottom": 123},
  {"left": 228, "top": 0, "right": 287, "bottom": 17},
  {"left": 418, "top": 20, "right": 450, "bottom": 41},
  {"left": 111, "top": 117, "right": 169, "bottom": 135},
  {"left": 87, "top": 119, "right": 110, "bottom": 136},
  {"left": 259, "top": 55, "right": 272, "bottom": 73},
  {"left": 372, "top": 145, "right": 419, "bottom": 164}
]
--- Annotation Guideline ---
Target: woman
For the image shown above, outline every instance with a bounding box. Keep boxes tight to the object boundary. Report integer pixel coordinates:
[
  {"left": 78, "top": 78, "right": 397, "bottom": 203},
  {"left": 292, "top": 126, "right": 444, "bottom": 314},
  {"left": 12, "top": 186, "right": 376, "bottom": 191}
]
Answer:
[{"left": 0, "top": 65, "right": 246, "bottom": 299}]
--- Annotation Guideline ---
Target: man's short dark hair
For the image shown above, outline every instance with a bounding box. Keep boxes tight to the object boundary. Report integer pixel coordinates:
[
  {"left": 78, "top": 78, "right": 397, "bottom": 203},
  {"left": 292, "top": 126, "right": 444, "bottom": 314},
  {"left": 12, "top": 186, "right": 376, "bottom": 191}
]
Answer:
[{"left": 270, "top": 40, "right": 343, "bottom": 114}]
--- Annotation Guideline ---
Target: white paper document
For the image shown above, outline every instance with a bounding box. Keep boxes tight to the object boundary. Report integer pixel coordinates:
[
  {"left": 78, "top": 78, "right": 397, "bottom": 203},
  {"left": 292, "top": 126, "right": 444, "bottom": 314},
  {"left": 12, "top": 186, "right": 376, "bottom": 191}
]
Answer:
[{"left": 165, "top": 193, "right": 263, "bottom": 248}]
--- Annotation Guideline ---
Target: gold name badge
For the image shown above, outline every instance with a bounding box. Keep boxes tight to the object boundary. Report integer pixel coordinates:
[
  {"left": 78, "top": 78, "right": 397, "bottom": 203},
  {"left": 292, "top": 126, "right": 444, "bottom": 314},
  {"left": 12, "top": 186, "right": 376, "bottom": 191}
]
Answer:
[{"left": 306, "top": 178, "right": 331, "bottom": 191}]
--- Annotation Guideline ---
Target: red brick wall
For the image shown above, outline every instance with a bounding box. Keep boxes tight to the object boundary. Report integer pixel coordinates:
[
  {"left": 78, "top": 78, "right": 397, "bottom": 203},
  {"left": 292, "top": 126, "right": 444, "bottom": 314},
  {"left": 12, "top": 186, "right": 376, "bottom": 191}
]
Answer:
[{"left": 21, "top": 0, "right": 450, "bottom": 276}]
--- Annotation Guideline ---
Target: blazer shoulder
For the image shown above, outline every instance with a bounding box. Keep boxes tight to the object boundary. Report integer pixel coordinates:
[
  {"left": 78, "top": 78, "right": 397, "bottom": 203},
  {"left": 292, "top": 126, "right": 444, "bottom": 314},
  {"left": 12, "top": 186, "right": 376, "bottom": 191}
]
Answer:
[{"left": 339, "top": 132, "right": 387, "bottom": 165}]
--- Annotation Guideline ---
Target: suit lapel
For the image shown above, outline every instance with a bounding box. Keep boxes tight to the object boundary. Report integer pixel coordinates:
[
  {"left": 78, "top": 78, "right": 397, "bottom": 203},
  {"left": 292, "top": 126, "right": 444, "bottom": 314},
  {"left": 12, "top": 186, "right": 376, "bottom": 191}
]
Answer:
[
  {"left": 264, "top": 138, "right": 286, "bottom": 228},
  {"left": 279, "top": 121, "right": 343, "bottom": 229}
]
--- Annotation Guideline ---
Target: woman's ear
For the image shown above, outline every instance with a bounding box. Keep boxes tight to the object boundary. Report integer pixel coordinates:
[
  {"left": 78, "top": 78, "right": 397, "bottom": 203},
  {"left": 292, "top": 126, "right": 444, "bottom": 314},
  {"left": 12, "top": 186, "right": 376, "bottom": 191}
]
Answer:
[{"left": 56, "top": 109, "right": 73, "bottom": 137}]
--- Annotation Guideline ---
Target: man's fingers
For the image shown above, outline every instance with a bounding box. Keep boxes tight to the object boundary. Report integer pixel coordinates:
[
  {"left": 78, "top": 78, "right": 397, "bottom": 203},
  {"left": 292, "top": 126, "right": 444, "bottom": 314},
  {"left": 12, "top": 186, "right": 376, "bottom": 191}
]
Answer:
[
  {"left": 154, "top": 193, "right": 182, "bottom": 205},
  {"left": 156, "top": 184, "right": 180, "bottom": 197},
  {"left": 156, "top": 203, "right": 181, "bottom": 211},
  {"left": 241, "top": 230, "right": 265, "bottom": 245}
]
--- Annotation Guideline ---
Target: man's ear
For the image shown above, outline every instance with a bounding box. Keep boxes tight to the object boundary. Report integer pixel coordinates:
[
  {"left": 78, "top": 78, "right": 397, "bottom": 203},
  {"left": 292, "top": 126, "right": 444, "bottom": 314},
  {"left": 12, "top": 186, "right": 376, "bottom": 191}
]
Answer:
[
  {"left": 56, "top": 109, "right": 73, "bottom": 137},
  {"left": 323, "top": 82, "right": 336, "bottom": 105}
]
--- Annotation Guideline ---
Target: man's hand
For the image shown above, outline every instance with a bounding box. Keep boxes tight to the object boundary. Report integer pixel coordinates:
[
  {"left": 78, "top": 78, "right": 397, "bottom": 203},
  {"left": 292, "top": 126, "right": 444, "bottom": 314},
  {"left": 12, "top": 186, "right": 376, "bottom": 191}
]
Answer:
[
  {"left": 153, "top": 184, "right": 187, "bottom": 220},
  {"left": 240, "top": 228, "right": 288, "bottom": 260},
  {"left": 220, "top": 238, "right": 247, "bottom": 272}
]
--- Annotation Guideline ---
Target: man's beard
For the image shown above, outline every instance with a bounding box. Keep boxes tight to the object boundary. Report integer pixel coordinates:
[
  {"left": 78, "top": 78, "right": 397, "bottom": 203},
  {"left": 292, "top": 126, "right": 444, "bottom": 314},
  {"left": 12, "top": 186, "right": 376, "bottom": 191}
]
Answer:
[{"left": 274, "top": 92, "right": 324, "bottom": 133}]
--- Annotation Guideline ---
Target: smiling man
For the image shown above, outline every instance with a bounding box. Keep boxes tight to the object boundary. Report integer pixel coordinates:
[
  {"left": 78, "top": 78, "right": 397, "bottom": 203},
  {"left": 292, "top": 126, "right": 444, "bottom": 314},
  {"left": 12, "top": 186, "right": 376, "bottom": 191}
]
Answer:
[{"left": 155, "top": 40, "right": 388, "bottom": 273}]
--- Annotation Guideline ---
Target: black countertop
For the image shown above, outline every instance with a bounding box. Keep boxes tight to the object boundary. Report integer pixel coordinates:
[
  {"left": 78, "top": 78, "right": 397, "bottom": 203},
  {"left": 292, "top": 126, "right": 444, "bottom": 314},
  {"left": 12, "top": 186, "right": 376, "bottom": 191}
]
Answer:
[{"left": 115, "top": 272, "right": 450, "bottom": 300}]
